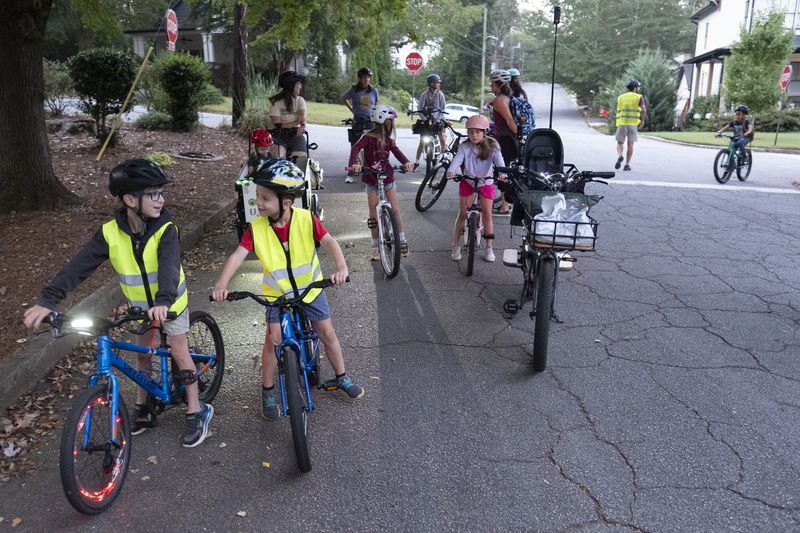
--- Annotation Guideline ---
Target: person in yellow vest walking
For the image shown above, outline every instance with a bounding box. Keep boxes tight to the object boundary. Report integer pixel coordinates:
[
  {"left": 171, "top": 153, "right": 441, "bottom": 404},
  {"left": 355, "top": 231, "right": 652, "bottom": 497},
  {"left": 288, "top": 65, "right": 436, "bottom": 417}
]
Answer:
[
  {"left": 212, "top": 160, "right": 364, "bottom": 421},
  {"left": 614, "top": 79, "right": 647, "bottom": 171},
  {"left": 23, "top": 159, "right": 214, "bottom": 447}
]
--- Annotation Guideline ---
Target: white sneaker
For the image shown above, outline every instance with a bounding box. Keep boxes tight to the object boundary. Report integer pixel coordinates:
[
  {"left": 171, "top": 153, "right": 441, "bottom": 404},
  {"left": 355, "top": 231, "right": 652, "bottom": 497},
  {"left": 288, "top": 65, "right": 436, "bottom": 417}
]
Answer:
[
  {"left": 484, "top": 248, "right": 496, "bottom": 262},
  {"left": 450, "top": 246, "right": 462, "bottom": 261},
  {"left": 558, "top": 252, "right": 573, "bottom": 271},
  {"left": 345, "top": 175, "right": 354, "bottom": 183}
]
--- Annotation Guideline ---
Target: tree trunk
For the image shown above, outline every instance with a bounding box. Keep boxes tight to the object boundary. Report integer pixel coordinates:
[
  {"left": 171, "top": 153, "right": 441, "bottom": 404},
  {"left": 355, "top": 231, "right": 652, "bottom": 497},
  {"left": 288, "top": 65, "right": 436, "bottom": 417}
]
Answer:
[
  {"left": 231, "top": 2, "right": 248, "bottom": 128},
  {"left": 0, "top": 0, "right": 76, "bottom": 213}
]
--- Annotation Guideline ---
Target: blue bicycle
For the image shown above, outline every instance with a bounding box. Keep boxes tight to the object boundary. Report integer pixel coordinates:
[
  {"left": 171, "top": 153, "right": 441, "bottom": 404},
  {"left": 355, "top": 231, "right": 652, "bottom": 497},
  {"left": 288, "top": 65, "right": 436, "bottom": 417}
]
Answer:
[
  {"left": 43, "top": 308, "right": 225, "bottom": 514},
  {"left": 215, "top": 278, "right": 345, "bottom": 473}
]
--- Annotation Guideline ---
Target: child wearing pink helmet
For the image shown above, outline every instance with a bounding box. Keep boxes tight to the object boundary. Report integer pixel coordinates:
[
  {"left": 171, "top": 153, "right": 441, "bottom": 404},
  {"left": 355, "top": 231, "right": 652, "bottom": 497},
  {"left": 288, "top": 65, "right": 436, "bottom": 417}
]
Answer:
[{"left": 446, "top": 114, "right": 506, "bottom": 263}]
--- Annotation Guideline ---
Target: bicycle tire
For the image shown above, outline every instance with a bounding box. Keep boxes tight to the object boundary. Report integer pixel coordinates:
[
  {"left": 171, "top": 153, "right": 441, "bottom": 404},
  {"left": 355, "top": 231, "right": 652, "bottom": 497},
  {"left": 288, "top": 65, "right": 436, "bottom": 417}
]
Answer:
[
  {"left": 187, "top": 311, "right": 225, "bottom": 403},
  {"left": 466, "top": 214, "right": 477, "bottom": 276},
  {"left": 59, "top": 384, "right": 132, "bottom": 515},
  {"left": 424, "top": 141, "right": 435, "bottom": 176},
  {"left": 533, "top": 257, "right": 555, "bottom": 373},
  {"left": 414, "top": 163, "right": 448, "bottom": 212},
  {"left": 378, "top": 204, "right": 401, "bottom": 278},
  {"left": 283, "top": 346, "right": 312, "bottom": 473},
  {"left": 310, "top": 193, "right": 322, "bottom": 221},
  {"left": 737, "top": 149, "right": 752, "bottom": 181},
  {"left": 519, "top": 251, "right": 535, "bottom": 304},
  {"left": 713, "top": 149, "right": 732, "bottom": 184}
]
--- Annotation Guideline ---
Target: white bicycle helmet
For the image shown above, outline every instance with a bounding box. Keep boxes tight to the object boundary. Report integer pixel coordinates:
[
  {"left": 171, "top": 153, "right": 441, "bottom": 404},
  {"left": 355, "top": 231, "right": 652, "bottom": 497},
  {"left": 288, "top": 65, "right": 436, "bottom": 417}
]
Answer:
[
  {"left": 490, "top": 69, "right": 511, "bottom": 83},
  {"left": 370, "top": 104, "right": 398, "bottom": 125}
]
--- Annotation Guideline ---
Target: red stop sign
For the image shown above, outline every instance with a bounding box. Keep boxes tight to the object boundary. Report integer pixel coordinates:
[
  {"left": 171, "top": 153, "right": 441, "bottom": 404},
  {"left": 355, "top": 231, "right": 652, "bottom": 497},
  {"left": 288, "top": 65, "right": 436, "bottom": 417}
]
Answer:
[
  {"left": 780, "top": 65, "right": 791, "bottom": 93},
  {"left": 166, "top": 9, "right": 178, "bottom": 51},
  {"left": 406, "top": 52, "right": 423, "bottom": 73}
]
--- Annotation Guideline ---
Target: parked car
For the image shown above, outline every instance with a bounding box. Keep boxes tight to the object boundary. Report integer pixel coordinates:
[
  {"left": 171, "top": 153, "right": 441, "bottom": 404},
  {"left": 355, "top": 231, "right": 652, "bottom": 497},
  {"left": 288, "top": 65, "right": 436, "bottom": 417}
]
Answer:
[{"left": 445, "top": 103, "right": 481, "bottom": 123}]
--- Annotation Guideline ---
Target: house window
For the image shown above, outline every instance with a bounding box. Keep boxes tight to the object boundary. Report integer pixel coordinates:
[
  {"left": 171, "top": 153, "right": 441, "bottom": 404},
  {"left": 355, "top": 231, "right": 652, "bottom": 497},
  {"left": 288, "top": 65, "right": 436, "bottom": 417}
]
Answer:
[{"left": 704, "top": 22, "right": 709, "bottom": 49}]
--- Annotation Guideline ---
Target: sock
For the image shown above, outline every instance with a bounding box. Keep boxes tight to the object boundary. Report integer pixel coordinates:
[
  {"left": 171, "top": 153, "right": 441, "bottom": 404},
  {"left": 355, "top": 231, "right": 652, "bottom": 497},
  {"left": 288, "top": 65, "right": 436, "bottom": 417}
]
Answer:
[
  {"left": 398, "top": 232, "right": 406, "bottom": 242},
  {"left": 263, "top": 385, "right": 275, "bottom": 393},
  {"left": 371, "top": 239, "right": 379, "bottom": 247},
  {"left": 336, "top": 372, "right": 346, "bottom": 380}
]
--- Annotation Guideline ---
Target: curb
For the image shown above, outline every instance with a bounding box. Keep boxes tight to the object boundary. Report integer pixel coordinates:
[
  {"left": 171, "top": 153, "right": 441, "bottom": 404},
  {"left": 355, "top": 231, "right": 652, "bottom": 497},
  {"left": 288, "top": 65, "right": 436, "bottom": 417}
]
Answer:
[
  {"left": 0, "top": 197, "right": 237, "bottom": 413},
  {"left": 640, "top": 134, "right": 800, "bottom": 155}
]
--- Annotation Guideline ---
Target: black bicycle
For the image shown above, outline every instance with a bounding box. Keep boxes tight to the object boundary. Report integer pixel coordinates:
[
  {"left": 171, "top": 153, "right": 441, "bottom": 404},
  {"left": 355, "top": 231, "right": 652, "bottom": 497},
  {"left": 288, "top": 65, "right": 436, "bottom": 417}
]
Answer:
[
  {"left": 713, "top": 133, "right": 752, "bottom": 183},
  {"left": 415, "top": 122, "right": 469, "bottom": 212},
  {"left": 408, "top": 107, "right": 446, "bottom": 175}
]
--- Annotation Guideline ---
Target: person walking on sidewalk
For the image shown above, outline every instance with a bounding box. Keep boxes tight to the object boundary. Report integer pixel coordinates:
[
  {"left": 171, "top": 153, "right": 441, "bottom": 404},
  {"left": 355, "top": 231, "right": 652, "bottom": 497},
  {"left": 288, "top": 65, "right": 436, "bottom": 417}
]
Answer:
[{"left": 614, "top": 79, "right": 647, "bottom": 171}]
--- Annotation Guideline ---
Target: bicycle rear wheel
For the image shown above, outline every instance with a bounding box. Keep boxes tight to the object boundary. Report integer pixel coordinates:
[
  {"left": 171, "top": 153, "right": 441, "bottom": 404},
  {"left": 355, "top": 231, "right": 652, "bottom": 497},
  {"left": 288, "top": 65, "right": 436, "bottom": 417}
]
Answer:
[
  {"left": 737, "top": 149, "right": 752, "bottom": 181},
  {"left": 378, "top": 204, "right": 401, "bottom": 278},
  {"left": 415, "top": 163, "right": 448, "bottom": 212},
  {"left": 59, "top": 384, "right": 132, "bottom": 515},
  {"left": 187, "top": 311, "right": 225, "bottom": 403},
  {"left": 283, "top": 347, "right": 312, "bottom": 473},
  {"left": 466, "top": 214, "right": 477, "bottom": 276},
  {"left": 533, "top": 256, "right": 555, "bottom": 373},
  {"left": 713, "top": 149, "right": 732, "bottom": 184}
]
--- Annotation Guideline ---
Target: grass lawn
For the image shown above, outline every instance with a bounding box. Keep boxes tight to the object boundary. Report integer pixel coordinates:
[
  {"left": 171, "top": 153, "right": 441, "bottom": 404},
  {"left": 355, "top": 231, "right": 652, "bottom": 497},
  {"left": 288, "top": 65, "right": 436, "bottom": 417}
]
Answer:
[
  {"left": 643, "top": 131, "right": 800, "bottom": 150},
  {"left": 201, "top": 97, "right": 416, "bottom": 128}
]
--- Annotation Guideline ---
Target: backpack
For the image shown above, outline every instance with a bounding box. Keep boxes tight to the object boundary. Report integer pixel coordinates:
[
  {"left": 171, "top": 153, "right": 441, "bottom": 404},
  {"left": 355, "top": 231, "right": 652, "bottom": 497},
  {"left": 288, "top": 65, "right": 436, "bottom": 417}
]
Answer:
[{"left": 509, "top": 96, "right": 536, "bottom": 137}]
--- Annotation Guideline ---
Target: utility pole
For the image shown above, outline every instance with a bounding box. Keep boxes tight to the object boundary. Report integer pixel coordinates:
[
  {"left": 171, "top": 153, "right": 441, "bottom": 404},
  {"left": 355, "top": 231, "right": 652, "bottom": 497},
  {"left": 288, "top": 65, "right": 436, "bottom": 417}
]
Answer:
[{"left": 480, "top": 5, "right": 488, "bottom": 110}]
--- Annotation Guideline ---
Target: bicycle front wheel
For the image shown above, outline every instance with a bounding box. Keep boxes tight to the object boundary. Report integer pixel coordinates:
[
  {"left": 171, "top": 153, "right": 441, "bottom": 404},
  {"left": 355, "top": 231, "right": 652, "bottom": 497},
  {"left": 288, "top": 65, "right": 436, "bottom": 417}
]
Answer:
[
  {"left": 59, "top": 384, "right": 132, "bottom": 515},
  {"left": 187, "top": 311, "right": 225, "bottom": 403},
  {"left": 713, "top": 149, "right": 732, "bottom": 184},
  {"left": 415, "top": 164, "right": 448, "bottom": 212},
  {"left": 424, "top": 141, "right": 435, "bottom": 175},
  {"left": 283, "top": 347, "right": 312, "bottom": 473},
  {"left": 378, "top": 204, "right": 401, "bottom": 279},
  {"left": 737, "top": 149, "right": 752, "bottom": 181},
  {"left": 466, "top": 214, "right": 478, "bottom": 276},
  {"left": 533, "top": 257, "right": 556, "bottom": 373}
]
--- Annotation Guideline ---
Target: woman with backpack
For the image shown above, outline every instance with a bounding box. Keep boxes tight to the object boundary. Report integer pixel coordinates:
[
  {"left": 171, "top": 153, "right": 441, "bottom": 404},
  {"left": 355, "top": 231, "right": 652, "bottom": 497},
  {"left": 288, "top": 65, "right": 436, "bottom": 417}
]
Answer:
[{"left": 488, "top": 70, "right": 518, "bottom": 216}]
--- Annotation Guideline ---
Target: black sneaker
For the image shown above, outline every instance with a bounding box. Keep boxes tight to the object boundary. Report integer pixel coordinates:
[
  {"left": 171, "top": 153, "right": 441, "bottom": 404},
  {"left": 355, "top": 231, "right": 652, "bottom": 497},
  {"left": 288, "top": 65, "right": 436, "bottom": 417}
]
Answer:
[
  {"left": 623, "top": 164, "right": 631, "bottom": 171},
  {"left": 261, "top": 389, "right": 279, "bottom": 420},
  {"left": 336, "top": 375, "right": 365, "bottom": 400},
  {"left": 182, "top": 403, "right": 213, "bottom": 448},
  {"left": 131, "top": 403, "right": 157, "bottom": 436},
  {"left": 615, "top": 156, "right": 623, "bottom": 169}
]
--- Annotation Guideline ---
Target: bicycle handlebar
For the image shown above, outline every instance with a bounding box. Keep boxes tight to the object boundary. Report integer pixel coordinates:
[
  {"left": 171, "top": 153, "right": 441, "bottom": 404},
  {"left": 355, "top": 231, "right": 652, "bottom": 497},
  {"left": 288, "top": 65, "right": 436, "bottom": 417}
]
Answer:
[
  {"left": 43, "top": 308, "right": 177, "bottom": 338},
  {"left": 408, "top": 108, "right": 445, "bottom": 117},
  {"left": 344, "top": 162, "right": 407, "bottom": 174},
  {"left": 210, "top": 278, "right": 349, "bottom": 308}
]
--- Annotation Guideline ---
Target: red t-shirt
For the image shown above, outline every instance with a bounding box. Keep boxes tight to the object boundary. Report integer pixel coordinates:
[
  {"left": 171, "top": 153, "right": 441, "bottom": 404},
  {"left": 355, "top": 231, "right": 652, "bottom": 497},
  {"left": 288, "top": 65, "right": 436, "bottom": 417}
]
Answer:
[{"left": 239, "top": 211, "right": 328, "bottom": 252}]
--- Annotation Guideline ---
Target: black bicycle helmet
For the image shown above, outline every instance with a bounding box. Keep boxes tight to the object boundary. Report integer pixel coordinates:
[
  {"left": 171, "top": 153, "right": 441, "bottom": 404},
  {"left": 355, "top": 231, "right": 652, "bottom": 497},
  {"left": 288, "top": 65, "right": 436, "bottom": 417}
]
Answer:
[
  {"left": 627, "top": 79, "right": 641, "bottom": 89},
  {"left": 278, "top": 70, "right": 306, "bottom": 92},
  {"left": 109, "top": 159, "right": 172, "bottom": 198},
  {"left": 426, "top": 73, "right": 442, "bottom": 85},
  {"left": 735, "top": 105, "right": 749, "bottom": 114},
  {"left": 357, "top": 67, "right": 373, "bottom": 77}
]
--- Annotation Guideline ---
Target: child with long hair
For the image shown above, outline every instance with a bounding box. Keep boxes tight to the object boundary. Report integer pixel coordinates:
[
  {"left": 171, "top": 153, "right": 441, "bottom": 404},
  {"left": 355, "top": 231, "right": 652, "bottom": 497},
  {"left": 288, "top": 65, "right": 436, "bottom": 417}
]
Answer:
[
  {"left": 348, "top": 104, "right": 414, "bottom": 260},
  {"left": 446, "top": 114, "right": 506, "bottom": 263}
]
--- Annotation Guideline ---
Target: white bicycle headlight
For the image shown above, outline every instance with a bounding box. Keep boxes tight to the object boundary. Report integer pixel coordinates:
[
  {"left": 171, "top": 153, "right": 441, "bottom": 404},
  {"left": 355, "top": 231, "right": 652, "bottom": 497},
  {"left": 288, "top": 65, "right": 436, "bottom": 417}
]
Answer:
[
  {"left": 422, "top": 135, "right": 432, "bottom": 144},
  {"left": 70, "top": 317, "right": 94, "bottom": 335}
]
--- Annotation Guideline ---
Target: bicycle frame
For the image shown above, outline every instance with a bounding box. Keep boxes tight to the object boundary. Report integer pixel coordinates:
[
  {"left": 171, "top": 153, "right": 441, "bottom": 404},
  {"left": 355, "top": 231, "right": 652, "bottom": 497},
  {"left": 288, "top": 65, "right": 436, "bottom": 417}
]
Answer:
[{"left": 274, "top": 307, "right": 320, "bottom": 415}]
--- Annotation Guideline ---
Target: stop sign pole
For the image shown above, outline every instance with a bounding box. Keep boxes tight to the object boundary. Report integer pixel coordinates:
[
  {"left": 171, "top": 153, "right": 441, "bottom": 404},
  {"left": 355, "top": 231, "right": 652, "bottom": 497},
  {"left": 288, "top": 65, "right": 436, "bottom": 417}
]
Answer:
[
  {"left": 406, "top": 52, "right": 423, "bottom": 110},
  {"left": 775, "top": 65, "right": 792, "bottom": 146}
]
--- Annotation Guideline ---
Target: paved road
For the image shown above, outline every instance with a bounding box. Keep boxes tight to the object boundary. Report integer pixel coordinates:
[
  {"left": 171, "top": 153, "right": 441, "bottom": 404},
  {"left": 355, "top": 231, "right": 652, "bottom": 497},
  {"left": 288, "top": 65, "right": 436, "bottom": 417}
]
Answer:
[{"left": 4, "top": 84, "right": 800, "bottom": 531}]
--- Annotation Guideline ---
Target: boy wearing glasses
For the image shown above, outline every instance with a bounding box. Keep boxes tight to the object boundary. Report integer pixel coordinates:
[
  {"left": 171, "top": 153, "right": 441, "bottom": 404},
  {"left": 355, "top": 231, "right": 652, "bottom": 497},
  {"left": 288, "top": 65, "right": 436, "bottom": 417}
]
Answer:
[{"left": 23, "top": 159, "right": 214, "bottom": 448}]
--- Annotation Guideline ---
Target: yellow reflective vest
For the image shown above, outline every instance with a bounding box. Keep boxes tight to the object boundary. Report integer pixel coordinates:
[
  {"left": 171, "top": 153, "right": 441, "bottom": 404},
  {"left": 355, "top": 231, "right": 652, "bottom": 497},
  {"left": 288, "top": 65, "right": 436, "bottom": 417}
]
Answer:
[
  {"left": 102, "top": 220, "right": 188, "bottom": 314},
  {"left": 250, "top": 209, "right": 323, "bottom": 304},
  {"left": 616, "top": 92, "right": 642, "bottom": 127}
]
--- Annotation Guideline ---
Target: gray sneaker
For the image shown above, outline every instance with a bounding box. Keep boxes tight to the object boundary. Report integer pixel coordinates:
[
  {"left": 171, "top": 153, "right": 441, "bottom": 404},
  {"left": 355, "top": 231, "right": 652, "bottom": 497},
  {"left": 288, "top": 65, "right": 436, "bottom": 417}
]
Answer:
[
  {"left": 261, "top": 389, "right": 279, "bottom": 420},
  {"left": 337, "top": 375, "right": 365, "bottom": 400},
  {"left": 182, "top": 403, "right": 213, "bottom": 448}
]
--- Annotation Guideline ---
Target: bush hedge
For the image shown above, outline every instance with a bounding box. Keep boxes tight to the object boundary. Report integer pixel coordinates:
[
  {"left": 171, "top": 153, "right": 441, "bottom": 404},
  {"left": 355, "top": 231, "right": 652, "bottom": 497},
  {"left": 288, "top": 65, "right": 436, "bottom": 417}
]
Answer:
[{"left": 152, "top": 53, "right": 211, "bottom": 131}]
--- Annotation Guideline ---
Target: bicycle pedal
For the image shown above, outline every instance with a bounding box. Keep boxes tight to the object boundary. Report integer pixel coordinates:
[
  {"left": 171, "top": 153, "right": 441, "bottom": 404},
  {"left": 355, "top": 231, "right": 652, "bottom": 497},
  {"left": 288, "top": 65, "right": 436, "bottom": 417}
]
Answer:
[
  {"left": 320, "top": 378, "right": 340, "bottom": 392},
  {"left": 502, "top": 249, "right": 521, "bottom": 268},
  {"left": 503, "top": 299, "right": 520, "bottom": 316}
]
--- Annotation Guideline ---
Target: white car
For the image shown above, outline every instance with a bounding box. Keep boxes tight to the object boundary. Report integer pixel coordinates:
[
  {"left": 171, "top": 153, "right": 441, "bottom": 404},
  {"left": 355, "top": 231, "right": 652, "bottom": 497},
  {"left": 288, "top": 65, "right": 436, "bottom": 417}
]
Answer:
[{"left": 445, "top": 103, "right": 482, "bottom": 123}]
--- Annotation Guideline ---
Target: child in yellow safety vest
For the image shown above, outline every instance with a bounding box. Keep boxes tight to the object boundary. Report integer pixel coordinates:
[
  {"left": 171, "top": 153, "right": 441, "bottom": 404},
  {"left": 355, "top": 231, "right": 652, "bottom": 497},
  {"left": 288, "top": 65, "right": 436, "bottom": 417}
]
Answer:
[
  {"left": 211, "top": 160, "right": 364, "bottom": 420},
  {"left": 23, "top": 159, "right": 214, "bottom": 448}
]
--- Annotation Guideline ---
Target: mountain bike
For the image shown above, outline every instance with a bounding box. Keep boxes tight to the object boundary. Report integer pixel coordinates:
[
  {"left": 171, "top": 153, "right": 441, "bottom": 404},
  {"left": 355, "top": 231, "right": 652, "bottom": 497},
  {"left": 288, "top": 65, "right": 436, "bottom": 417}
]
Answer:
[
  {"left": 499, "top": 163, "right": 613, "bottom": 372},
  {"left": 213, "top": 279, "right": 346, "bottom": 473},
  {"left": 408, "top": 107, "right": 446, "bottom": 175},
  {"left": 347, "top": 162, "right": 407, "bottom": 279},
  {"left": 713, "top": 134, "right": 752, "bottom": 184},
  {"left": 450, "top": 175, "right": 488, "bottom": 276},
  {"left": 42, "top": 308, "right": 225, "bottom": 514},
  {"left": 415, "top": 123, "right": 469, "bottom": 212}
]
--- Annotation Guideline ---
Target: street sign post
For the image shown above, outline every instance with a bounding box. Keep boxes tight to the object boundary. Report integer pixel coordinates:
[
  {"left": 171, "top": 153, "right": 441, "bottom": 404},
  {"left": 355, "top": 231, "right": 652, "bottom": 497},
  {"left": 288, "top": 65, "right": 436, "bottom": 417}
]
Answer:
[
  {"left": 780, "top": 65, "right": 791, "bottom": 93},
  {"left": 166, "top": 9, "right": 178, "bottom": 51},
  {"left": 406, "top": 52, "right": 423, "bottom": 111}
]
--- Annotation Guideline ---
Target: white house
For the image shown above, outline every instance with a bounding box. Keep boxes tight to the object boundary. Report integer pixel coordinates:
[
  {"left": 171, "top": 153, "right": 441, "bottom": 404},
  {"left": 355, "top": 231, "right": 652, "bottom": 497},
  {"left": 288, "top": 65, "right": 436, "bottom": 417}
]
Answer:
[{"left": 679, "top": 0, "right": 800, "bottom": 125}]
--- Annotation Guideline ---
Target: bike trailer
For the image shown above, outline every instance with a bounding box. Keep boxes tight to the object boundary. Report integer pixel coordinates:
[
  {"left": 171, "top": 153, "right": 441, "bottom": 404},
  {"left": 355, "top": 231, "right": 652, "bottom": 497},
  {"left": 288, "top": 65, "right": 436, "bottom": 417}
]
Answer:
[{"left": 520, "top": 128, "right": 564, "bottom": 173}]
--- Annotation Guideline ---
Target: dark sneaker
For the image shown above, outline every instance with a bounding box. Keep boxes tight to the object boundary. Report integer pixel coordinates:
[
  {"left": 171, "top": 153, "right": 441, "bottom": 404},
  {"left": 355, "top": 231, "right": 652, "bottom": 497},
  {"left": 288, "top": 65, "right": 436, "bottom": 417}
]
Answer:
[
  {"left": 182, "top": 403, "right": 213, "bottom": 448},
  {"left": 261, "top": 389, "right": 279, "bottom": 420},
  {"left": 131, "top": 403, "right": 157, "bottom": 436},
  {"left": 623, "top": 164, "right": 631, "bottom": 171},
  {"left": 337, "top": 375, "right": 365, "bottom": 400},
  {"left": 615, "top": 156, "right": 623, "bottom": 169}
]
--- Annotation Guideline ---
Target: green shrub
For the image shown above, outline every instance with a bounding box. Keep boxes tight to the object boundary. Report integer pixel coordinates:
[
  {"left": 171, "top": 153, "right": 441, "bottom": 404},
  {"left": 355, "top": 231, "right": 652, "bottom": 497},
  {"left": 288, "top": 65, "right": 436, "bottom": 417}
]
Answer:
[
  {"left": 236, "top": 108, "right": 270, "bottom": 137},
  {"left": 236, "top": 72, "right": 276, "bottom": 135},
  {"left": 152, "top": 53, "right": 211, "bottom": 131},
  {"left": 751, "top": 108, "right": 800, "bottom": 132},
  {"left": 67, "top": 48, "right": 138, "bottom": 141},
  {"left": 148, "top": 152, "right": 174, "bottom": 167},
  {"left": 198, "top": 82, "right": 225, "bottom": 106},
  {"left": 381, "top": 88, "right": 413, "bottom": 115},
  {"left": 134, "top": 111, "right": 173, "bottom": 130},
  {"left": 43, "top": 59, "right": 73, "bottom": 116}
]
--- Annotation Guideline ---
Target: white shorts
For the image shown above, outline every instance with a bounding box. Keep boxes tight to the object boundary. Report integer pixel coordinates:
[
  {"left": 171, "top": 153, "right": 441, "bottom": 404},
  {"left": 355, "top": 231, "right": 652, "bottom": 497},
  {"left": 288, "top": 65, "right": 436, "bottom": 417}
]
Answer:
[{"left": 615, "top": 125, "right": 638, "bottom": 143}]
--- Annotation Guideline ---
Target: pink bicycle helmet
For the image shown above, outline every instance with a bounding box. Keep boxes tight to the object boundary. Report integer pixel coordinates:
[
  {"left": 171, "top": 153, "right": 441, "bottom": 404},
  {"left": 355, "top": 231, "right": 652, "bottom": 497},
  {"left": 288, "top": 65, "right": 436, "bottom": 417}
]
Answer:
[{"left": 465, "top": 115, "right": 490, "bottom": 130}]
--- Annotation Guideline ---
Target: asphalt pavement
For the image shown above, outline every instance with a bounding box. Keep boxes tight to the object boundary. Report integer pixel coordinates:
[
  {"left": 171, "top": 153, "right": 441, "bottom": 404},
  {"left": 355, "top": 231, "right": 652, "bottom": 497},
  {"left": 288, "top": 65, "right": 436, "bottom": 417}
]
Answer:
[{"left": 2, "top": 83, "right": 800, "bottom": 531}]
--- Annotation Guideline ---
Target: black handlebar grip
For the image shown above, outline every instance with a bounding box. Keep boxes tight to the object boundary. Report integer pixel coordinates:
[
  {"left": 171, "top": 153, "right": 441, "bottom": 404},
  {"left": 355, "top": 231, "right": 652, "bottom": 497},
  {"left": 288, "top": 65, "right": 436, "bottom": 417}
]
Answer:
[
  {"left": 585, "top": 171, "right": 616, "bottom": 179},
  {"left": 166, "top": 312, "right": 178, "bottom": 320}
]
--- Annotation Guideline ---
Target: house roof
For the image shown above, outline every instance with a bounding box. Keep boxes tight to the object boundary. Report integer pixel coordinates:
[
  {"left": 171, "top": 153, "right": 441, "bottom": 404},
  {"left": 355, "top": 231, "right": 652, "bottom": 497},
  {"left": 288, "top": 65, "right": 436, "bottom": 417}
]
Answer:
[
  {"left": 690, "top": 1, "right": 720, "bottom": 24},
  {"left": 683, "top": 47, "right": 731, "bottom": 65},
  {"left": 126, "top": 0, "right": 201, "bottom": 34}
]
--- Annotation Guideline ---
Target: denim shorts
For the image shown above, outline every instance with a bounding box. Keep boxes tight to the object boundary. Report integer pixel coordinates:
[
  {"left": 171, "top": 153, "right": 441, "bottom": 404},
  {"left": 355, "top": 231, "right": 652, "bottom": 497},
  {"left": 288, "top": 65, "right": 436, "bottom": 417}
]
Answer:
[
  {"left": 364, "top": 180, "right": 396, "bottom": 194},
  {"left": 265, "top": 290, "right": 331, "bottom": 323}
]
